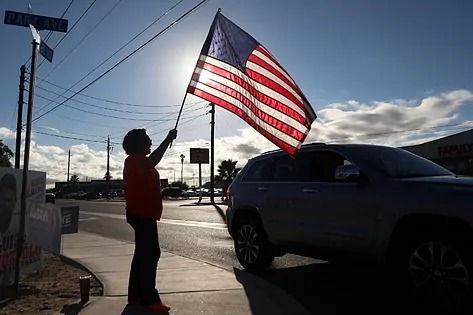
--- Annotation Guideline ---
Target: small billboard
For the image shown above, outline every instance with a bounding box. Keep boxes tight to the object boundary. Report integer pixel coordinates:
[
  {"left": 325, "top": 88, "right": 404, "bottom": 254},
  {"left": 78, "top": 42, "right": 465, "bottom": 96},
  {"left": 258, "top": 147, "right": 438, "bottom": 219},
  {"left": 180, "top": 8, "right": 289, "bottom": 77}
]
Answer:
[{"left": 190, "top": 148, "right": 209, "bottom": 164}]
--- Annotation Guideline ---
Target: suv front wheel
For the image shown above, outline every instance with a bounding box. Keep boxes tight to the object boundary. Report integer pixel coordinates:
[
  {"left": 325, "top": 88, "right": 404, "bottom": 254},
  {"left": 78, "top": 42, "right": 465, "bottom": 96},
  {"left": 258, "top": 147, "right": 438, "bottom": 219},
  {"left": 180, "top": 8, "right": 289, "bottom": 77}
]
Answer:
[
  {"left": 391, "top": 233, "right": 473, "bottom": 313},
  {"left": 234, "top": 215, "right": 274, "bottom": 272}
]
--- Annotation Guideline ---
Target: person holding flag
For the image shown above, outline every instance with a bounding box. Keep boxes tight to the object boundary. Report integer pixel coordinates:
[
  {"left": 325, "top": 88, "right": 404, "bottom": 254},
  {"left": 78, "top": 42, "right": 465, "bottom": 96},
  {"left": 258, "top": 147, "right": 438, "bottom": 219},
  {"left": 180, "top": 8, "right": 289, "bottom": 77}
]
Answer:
[{"left": 122, "top": 128, "right": 177, "bottom": 312}]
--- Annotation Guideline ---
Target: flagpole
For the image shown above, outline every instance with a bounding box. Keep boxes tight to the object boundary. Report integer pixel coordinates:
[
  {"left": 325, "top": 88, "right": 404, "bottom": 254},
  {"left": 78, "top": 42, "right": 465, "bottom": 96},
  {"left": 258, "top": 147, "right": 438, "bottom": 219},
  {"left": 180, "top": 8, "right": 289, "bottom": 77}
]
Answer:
[{"left": 170, "top": 8, "right": 221, "bottom": 148}]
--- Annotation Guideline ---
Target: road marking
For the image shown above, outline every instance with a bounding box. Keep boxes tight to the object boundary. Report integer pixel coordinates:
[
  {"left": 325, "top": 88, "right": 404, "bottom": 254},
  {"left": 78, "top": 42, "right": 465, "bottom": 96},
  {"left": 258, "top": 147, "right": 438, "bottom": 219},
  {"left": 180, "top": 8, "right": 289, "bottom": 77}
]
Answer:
[
  {"left": 79, "top": 217, "right": 99, "bottom": 222},
  {"left": 197, "top": 239, "right": 234, "bottom": 248},
  {"left": 79, "top": 211, "right": 227, "bottom": 230}
]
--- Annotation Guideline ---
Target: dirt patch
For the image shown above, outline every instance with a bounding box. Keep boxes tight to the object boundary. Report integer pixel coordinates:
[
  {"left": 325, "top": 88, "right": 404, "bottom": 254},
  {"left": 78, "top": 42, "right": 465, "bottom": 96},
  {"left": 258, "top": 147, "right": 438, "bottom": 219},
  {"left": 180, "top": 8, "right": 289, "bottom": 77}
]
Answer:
[{"left": 0, "top": 252, "right": 102, "bottom": 315}]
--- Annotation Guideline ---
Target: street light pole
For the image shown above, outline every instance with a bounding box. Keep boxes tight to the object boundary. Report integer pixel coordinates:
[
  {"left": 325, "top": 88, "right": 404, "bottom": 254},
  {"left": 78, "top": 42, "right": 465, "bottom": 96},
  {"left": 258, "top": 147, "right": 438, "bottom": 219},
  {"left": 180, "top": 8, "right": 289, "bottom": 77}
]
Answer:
[{"left": 180, "top": 154, "right": 185, "bottom": 183}]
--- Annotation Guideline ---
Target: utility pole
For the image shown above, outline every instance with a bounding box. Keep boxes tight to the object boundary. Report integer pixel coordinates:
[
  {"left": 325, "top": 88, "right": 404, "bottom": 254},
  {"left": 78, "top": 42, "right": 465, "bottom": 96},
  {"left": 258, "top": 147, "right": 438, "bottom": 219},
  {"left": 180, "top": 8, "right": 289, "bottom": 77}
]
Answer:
[
  {"left": 15, "top": 39, "right": 39, "bottom": 295},
  {"left": 106, "top": 136, "right": 111, "bottom": 201},
  {"left": 67, "top": 149, "right": 71, "bottom": 183},
  {"left": 180, "top": 154, "right": 185, "bottom": 183},
  {"left": 210, "top": 103, "right": 215, "bottom": 204},
  {"left": 14, "top": 65, "right": 26, "bottom": 169}
]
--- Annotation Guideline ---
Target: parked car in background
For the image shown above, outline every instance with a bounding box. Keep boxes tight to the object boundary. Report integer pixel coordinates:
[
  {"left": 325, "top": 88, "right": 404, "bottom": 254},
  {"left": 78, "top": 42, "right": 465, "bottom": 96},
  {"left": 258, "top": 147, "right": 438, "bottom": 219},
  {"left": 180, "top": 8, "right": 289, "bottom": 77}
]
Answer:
[
  {"left": 184, "top": 189, "right": 199, "bottom": 197},
  {"left": 45, "top": 192, "right": 55, "bottom": 204},
  {"left": 162, "top": 187, "right": 184, "bottom": 198},
  {"left": 226, "top": 143, "right": 473, "bottom": 310}
]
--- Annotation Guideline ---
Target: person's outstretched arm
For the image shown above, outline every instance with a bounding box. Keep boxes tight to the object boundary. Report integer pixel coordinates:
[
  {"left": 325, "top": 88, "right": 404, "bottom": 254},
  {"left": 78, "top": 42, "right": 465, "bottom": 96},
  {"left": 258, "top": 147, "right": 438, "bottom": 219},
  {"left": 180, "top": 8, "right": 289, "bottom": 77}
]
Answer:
[{"left": 145, "top": 129, "right": 177, "bottom": 169}]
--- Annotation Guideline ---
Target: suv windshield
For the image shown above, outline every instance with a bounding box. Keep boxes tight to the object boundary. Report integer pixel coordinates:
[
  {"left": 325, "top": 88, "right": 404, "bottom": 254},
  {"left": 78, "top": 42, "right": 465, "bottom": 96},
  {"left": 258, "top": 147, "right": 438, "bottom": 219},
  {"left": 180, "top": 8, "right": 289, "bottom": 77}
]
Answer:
[{"left": 351, "top": 146, "right": 454, "bottom": 178}]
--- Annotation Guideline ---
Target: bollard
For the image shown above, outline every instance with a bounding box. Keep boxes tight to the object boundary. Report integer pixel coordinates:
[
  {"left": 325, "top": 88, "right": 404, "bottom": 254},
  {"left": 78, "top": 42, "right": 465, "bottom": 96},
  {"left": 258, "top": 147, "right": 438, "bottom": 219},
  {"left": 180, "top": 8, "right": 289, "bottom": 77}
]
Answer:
[{"left": 79, "top": 275, "right": 91, "bottom": 303}]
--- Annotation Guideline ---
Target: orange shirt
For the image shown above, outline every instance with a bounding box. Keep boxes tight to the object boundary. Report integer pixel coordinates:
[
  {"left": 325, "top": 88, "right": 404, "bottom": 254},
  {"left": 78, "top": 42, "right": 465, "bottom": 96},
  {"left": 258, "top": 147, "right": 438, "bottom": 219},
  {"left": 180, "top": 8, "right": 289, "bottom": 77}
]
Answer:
[{"left": 123, "top": 155, "right": 163, "bottom": 220}]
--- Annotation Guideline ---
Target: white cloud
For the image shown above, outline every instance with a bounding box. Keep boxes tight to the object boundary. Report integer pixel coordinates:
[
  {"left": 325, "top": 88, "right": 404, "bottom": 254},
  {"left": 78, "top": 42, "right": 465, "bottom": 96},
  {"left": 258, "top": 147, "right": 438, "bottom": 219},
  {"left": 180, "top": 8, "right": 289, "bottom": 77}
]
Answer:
[
  {"left": 2, "top": 90, "right": 472, "bottom": 187},
  {"left": 0, "top": 127, "right": 15, "bottom": 139},
  {"left": 305, "top": 89, "right": 473, "bottom": 146},
  {"left": 35, "top": 144, "right": 64, "bottom": 155}
]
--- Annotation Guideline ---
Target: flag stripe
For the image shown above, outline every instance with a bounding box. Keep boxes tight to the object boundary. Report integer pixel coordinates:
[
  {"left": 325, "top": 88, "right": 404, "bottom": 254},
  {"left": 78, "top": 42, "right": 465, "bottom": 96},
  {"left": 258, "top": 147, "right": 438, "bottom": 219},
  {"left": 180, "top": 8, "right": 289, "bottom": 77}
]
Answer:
[
  {"left": 193, "top": 71, "right": 307, "bottom": 140},
  {"left": 247, "top": 53, "right": 302, "bottom": 105},
  {"left": 194, "top": 65, "right": 309, "bottom": 134},
  {"left": 252, "top": 48, "right": 317, "bottom": 121},
  {"left": 200, "top": 55, "right": 309, "bottom": 121},
  {"left": 245, "top": 65, "right": 306, "bottom": 119},
  {"left": 188, "top": 86, "right": 300, "bottom": 156},
  {"left": 189, "top": 79, "right": 304, "bottom": 149},
  {"left": 254, "top": 46, "right": 296, "bottom": 86}
]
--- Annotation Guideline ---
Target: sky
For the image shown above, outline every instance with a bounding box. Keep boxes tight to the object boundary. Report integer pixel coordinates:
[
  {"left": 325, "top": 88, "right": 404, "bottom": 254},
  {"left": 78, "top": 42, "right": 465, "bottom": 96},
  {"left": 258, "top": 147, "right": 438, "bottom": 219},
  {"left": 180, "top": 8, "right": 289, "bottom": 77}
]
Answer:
[{"left": 1, "top": 0, "right": 473, "bottom": 187}]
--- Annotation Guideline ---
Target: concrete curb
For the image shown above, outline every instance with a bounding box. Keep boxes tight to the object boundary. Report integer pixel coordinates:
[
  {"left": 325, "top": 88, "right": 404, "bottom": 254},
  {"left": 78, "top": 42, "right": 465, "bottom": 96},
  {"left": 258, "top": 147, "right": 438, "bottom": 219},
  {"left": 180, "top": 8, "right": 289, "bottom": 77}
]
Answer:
[{"left": 58, "top": 252, "right": 105, "bottom": 297}]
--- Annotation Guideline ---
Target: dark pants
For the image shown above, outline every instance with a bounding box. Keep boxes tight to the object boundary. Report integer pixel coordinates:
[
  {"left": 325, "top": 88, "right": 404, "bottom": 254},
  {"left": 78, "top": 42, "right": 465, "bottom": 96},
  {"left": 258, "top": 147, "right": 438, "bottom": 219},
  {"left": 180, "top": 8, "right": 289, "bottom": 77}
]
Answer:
[{"left": 126, "top": 213, "right": 161, "bottom": 305}]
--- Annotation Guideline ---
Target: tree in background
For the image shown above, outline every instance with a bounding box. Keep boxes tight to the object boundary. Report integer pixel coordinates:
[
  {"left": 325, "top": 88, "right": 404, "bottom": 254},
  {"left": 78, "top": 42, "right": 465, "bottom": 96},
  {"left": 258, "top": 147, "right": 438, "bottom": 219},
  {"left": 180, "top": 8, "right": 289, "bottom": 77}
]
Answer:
[
  {"left": 0, "top": 139, "right": 13, "bottom": 167},
  {"left": 70, "top": 174, "right": 80, "bottom": 191},
  {"left": 70, "top": 174, "right": 79, "bottom": 182},
  {"left": 214, "top": 159, "right": 241, "bottom": 198}
]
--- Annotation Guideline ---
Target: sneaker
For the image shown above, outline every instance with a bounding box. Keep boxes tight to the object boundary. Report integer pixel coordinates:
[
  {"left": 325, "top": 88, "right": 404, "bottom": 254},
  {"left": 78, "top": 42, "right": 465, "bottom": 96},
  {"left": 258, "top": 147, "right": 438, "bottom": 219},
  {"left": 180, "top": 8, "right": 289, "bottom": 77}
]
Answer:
[{"left": 145, "top": 302, "right": 171, "bottom": 313}]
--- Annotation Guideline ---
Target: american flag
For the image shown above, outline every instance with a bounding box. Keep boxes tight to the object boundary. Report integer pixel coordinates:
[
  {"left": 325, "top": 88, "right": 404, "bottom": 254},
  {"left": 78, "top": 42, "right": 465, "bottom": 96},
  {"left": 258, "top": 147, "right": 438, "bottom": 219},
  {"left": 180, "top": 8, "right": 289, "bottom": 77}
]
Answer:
[{"left": 187, "top": 11, "right": 317, "bottom": 156}]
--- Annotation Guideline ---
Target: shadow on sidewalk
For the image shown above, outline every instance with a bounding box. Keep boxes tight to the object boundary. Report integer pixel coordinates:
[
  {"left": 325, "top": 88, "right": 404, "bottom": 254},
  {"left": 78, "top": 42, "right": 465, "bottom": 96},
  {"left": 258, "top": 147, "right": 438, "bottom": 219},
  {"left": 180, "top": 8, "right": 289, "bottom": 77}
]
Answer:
[
  {"left": 178, "top": 201, "right": 227, "bottom": 223},
  {"left": 236, "top": 263, "right": 420, "bottom": 315},
  {"left": 121, "top": 304, "right": 169, "bottom": 315}
]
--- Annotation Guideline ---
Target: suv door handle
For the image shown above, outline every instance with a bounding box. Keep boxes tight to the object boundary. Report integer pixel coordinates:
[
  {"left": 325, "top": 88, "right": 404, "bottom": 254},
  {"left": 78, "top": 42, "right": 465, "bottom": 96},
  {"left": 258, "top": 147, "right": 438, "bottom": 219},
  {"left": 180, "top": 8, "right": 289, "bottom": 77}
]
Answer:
[
  {"left": 302, "top": 188, "right": 318, "bottom": 193},
  {"left": 258, "top": 187, "right": 268, "bottom": 192}
]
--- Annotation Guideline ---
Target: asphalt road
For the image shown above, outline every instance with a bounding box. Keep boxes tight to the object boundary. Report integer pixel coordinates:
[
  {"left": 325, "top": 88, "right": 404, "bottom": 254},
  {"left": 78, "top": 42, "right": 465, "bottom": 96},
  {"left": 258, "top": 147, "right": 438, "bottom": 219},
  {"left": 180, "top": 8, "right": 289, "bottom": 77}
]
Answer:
[{"left": 59, "top": 198, "right": 419, "bottom": 315}]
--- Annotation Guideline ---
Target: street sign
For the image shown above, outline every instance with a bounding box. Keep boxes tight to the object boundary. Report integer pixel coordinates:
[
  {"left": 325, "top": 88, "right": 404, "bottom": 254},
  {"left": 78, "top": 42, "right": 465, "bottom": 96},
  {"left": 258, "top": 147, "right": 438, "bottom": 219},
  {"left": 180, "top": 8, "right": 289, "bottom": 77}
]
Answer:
[
  {"left": 190, "top": 148, "right": 210, "bottom": 164},
  {"left": 4, "top": 10, "right": 68, "bottom": 33},
  {"left": 40, "top": 41, "right": 53, "bottom": 62}
]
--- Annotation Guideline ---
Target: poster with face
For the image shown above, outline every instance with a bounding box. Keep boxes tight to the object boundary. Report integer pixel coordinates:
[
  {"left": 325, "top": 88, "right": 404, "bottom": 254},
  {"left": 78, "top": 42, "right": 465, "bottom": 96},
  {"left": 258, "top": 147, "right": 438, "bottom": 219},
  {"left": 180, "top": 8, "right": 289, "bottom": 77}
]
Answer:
[{"left": 0, "top": 167, "right": 45, "bottom": 286}]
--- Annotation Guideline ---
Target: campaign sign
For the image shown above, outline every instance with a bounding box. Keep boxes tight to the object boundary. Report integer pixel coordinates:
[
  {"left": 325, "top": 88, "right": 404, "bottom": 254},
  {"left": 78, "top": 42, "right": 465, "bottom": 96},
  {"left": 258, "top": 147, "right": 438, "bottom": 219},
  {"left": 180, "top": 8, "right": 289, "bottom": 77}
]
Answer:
[{"left": 61, "top": 206, "right": 79, "bottom": 235}]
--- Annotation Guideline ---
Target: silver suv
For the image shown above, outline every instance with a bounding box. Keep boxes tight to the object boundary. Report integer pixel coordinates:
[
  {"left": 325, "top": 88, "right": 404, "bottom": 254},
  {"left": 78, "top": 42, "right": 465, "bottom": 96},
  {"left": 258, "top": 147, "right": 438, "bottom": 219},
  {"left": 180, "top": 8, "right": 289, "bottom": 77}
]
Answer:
[{"left": 226, "top": 143, "right": 473, "bottom": 308}]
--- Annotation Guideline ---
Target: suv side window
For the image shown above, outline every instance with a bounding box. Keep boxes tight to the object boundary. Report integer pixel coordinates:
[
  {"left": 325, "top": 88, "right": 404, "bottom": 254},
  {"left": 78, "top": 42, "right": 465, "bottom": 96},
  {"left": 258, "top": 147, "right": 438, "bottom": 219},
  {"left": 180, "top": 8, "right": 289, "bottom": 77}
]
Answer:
[
  {"left": 241, "top": 158, "right": 274, "bottom": 182},
  {"left": 273, "top": 155, "right": 296, "bottom": 182},
  {"left": 295, "top": 151, "right": 352, "bottom": 182}
]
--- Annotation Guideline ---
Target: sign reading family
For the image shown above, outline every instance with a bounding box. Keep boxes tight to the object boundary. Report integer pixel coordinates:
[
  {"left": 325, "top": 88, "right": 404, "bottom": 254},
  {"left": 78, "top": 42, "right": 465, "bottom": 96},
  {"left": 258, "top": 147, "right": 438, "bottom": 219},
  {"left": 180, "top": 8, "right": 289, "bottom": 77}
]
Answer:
[{"left": 4, "top": 10, "right": 68, "bottom": 33}]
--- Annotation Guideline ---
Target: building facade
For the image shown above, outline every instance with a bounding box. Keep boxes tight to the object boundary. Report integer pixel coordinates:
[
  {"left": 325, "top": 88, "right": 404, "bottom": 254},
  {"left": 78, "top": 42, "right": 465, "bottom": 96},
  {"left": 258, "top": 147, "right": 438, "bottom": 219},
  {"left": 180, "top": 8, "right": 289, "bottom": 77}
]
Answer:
[{"left": 401, "top": 129, "right": 473, "bottom": 176}]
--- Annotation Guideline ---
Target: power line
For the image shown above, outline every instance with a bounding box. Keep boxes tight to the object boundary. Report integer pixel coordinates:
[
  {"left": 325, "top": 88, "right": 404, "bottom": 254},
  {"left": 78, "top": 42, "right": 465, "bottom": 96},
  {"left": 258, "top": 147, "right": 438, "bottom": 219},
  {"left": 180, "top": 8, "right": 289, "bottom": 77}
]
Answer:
[
  {"left": 37, "top": 0, "right": 97, "bottom": 70},
  {"left": 33, "top": 113, "right": 208, "bottom": 150},
  {"left": 34, "top": 92, "right": 207, "bottom": 123},
  {"left": 33, "top": 130, "right": 118, "bottom": 144},
  {"left": 38, "top": 0, "right": 123, "bottom": 85},
  {"left": 36, "top": 75, "right": 205, "bottom": 108},
  {"left": 35, "top": 85, "right": 186, "bottom": 115},
  {"left": 34, "top": 125, "right": 106, "bottom": 139},
  {"left": 34, "top": 93, "right": 189, "bottom": 121},
  {"left": 43, "top": 0, "right": 77, "bottom": 43},
  {"left": 32, "top": 0, "right": 211, "bottom": 122},
  {"left": 148, "top": 112, "right": 209, "bottom": 136},
  {"left": 49, "top": 112, "right": 126, "bottom": 129},
  {"left": 32, "top": 0, "right": 185, "bottom": 116}
]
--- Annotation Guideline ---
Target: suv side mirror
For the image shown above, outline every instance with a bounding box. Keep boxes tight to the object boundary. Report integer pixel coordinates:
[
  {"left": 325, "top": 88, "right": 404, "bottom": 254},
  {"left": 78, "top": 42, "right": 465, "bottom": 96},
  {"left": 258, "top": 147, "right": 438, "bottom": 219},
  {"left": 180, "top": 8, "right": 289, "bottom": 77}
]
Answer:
[{"left": 334, "top": 165, "right": 360, "bottom": 182}]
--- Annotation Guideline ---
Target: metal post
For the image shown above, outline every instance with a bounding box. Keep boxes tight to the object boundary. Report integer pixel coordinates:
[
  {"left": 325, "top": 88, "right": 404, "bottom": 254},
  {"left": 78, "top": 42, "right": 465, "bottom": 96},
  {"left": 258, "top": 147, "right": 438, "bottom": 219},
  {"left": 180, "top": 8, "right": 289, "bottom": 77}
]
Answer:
[
  {"left": 180, "top": 154, "right": 185, "bottom": 183},
  {"left": 106, "top": 136, "right": 110, "bottom": 201},
  {"left": 15, "top": 65, "right": 26, "bottom": 169},
  {"left": 67, "top": 149, "right": 70, "bottom": 183},
  {"left": 210, "top": 103, "right": 215, "bottom": 204},
  {"left": 14, "top": 40, "right": 39, "bottom": 294},
  {"left": 197, "top": 163, "right": 202, "bottom": 204}
]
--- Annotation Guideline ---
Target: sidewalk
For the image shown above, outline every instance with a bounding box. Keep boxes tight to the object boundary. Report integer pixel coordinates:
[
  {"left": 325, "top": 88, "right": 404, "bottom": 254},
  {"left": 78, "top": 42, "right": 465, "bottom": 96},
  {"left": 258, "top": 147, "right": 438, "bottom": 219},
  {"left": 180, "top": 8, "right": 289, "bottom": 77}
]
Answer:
[{"left": 59, "top": 232, "right": 311, "bottom": 315}]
